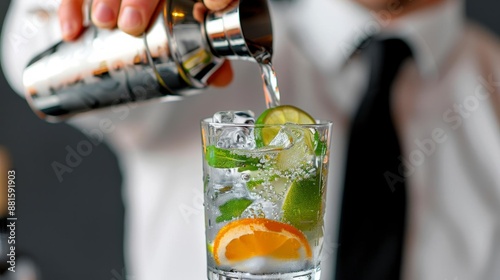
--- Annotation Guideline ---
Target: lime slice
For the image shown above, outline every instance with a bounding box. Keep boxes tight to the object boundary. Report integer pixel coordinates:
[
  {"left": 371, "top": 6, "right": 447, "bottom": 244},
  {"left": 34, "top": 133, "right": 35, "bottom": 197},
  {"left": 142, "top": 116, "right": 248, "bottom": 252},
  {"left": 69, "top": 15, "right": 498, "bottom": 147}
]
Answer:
[
  {"left": 282, "top": 174, "right": 324, "bottom": 232},
  {"left": 255, "top": 105, "right": 316, "bottom": 146},
  {"left": 216, "top": 197, "right": 253, "bottom": 223}
]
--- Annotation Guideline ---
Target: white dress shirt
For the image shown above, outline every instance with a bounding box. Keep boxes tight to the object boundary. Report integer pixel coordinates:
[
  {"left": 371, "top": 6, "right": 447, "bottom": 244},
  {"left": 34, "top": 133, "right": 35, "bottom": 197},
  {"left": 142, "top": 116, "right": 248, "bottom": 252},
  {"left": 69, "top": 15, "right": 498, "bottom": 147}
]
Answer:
[{"left": 2, "top": 0, "right": 500, "bottom": 279}]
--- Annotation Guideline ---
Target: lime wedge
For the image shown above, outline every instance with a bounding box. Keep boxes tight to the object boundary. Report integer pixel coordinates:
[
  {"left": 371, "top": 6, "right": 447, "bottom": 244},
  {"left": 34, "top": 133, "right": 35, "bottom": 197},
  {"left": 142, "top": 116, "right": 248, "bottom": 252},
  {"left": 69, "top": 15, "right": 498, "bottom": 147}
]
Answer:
[
  {"left": 282, "top": 174, "right": 324, "bottom": 232},
  {"left": 255, "top": 105, "right": 315, "bottom": 146},
  {"left": 313, "top": 131, "right": 328, "bottom": 156}
]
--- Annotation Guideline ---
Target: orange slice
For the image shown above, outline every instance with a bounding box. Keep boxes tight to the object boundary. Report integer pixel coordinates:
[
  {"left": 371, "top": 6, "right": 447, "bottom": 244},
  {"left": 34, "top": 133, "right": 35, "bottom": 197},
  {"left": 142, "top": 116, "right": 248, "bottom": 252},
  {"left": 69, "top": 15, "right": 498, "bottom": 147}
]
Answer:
[{"left": 213, "top": 218, "right": 312, "bottom": 272}]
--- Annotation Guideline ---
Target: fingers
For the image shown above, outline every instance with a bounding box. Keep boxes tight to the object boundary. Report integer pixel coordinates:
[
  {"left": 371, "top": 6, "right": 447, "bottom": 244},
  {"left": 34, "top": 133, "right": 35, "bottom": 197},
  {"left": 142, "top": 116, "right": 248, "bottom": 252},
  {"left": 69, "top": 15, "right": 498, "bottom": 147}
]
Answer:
[
  {"left": 92, "top": 0, "right": 162, "bottom": 36},
  {"left": 61, "top": 0, "right": 233, "bottom": 41},
  {"left": 204, "top": 0, "right": 236, "bottom": 11},
  {"left": 59, "top": 0, "right": 85, "bottom": 41},
  {"left": 193, "top": 2, "right": 206, "bottom": 23},
  {"left": 117, "top": 0, "right": 161, "bottom": 36},
  {"left": 91, "top": 0, "right": 121, "bottom": 29},
  {"left": 208, "top": 60, "right": 233, "bottom": 87}
]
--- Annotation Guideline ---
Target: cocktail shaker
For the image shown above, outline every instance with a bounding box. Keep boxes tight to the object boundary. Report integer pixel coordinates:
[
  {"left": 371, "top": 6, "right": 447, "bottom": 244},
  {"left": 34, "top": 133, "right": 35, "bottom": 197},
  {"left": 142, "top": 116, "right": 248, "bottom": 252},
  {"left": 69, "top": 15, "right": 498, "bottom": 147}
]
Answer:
[{"left": 23, "top": 0, "right": 273, "bottom": 122}]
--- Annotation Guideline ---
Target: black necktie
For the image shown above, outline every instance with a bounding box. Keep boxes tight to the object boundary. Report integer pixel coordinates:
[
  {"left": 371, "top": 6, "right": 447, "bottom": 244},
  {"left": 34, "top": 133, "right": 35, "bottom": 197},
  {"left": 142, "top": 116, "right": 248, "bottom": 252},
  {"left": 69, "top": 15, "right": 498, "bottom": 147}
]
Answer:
[{"left": 335, "top": 38, "right": 412, "bottom": 280}]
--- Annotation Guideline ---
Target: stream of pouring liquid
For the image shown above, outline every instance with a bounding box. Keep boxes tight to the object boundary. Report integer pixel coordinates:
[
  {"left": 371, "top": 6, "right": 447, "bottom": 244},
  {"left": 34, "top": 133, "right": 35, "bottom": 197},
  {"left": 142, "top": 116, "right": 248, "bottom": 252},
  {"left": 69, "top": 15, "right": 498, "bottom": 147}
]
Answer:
[{"left": 259, "top": 61, "right": 281, "bottom": 109}]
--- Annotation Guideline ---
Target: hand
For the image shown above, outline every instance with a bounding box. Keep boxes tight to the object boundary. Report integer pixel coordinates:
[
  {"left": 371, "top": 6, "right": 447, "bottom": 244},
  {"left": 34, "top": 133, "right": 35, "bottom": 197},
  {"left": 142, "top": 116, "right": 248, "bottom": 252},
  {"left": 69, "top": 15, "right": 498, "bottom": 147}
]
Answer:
[
  {"left": 59, "top": 0, "right": 235, "bottom": 40},
  {"left": 59, "top": 0, "right": 235, "bottom": 86}
]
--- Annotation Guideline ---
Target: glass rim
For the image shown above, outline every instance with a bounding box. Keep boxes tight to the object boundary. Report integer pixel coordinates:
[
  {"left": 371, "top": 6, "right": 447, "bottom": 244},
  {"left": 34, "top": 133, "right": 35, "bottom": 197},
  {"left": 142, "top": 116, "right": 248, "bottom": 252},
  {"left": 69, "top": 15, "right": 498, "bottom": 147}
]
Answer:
[{"left": 201, "top": 117, "right": 333, "bottom": 128}]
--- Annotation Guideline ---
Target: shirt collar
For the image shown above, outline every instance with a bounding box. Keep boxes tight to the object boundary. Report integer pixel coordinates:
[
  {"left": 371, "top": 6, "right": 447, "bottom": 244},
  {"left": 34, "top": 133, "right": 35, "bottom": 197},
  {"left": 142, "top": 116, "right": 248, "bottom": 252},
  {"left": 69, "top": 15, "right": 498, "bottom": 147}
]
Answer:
[{"left": 285, "top": 0, "right": 464, "bottom": 79}]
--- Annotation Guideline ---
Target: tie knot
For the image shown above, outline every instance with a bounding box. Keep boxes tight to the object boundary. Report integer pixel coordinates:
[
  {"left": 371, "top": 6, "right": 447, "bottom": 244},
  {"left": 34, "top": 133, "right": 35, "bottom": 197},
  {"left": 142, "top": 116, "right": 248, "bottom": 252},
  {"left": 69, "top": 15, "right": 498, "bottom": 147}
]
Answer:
[
  {"left": 358, "top": 37, "right": 412, "bottom": 49},
  {"left": 360, "top": 37, "right": 413, "bottom": 64},
  {"left": 359, "top": 37, "right": 413, "bottom": 91}
]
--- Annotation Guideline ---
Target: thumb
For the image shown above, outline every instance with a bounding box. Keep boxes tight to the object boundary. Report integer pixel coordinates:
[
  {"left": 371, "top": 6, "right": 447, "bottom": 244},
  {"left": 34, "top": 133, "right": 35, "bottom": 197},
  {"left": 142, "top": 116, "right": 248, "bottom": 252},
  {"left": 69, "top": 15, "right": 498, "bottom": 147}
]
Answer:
[{"left": 203, "top": 0, "right": 236, "bottom": 11}]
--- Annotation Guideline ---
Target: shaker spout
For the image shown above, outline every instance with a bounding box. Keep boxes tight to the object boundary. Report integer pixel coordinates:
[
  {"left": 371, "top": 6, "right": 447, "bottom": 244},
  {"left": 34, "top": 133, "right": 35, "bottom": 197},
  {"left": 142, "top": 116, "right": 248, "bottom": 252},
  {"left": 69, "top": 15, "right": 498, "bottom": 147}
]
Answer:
[{"left": 204, "top": 0, "right": 273, "bottom": 63}]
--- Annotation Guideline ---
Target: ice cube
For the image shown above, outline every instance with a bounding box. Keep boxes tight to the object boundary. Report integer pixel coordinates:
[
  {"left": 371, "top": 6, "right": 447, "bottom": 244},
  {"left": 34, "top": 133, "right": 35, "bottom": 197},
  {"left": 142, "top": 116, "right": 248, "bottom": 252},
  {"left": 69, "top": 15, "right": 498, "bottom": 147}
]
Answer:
[
  {"left": 213, "top": 111, "right": 256, "bottom": 149},
  {"left": 268, "top": 124, "right": 307, "bottom": 150},
  {"left": 213, "top": 111, "right": 234, "bottom": 123},
  {"left": 213, "top": 110, "right": 255, "bottom": 124},
  {"left": 269, "top": 128, "right": 293, "bottom": 148},
  {"left": 230, "top": 257, "right": 309, "bottom": 274},
  {"left": 269, "top": 124, "right": 315, "bottom": 172},
  {"left": 208, "top": 182, "right": 250, "bottom": 207}
]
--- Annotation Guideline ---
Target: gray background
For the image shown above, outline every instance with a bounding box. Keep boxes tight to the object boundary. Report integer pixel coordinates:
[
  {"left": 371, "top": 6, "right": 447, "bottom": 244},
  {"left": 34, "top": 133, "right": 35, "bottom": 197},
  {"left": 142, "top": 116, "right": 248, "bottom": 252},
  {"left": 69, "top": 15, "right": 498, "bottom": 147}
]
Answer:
[{"left": 0, "top": 0, "right": 499, "bottom": 279}]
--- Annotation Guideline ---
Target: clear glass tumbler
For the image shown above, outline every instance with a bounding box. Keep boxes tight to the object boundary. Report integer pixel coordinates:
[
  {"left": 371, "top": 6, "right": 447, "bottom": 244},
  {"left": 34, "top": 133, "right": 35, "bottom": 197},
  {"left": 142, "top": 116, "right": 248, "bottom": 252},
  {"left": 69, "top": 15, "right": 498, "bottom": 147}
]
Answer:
[{"left": 201, "top": 118, "right": 333, "bottom": 279}]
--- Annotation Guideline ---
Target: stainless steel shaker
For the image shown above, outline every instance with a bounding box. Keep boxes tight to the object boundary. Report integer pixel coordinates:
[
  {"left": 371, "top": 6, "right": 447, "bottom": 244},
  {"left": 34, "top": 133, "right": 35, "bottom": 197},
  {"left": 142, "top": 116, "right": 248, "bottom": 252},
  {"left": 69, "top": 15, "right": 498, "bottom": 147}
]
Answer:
[{"left": 23, "top": 0, "right": 273, "bottom": 121}]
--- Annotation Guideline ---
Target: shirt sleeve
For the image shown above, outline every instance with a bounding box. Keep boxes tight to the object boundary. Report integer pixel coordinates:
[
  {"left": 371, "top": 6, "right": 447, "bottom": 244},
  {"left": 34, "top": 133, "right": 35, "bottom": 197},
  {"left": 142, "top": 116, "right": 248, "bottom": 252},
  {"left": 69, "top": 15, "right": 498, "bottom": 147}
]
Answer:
[
  {"left": 0, "top": 0, "right": 107, "bottom": 132},
  {"left": 1, "top": 0, "right": 62, "bottom": 96}
]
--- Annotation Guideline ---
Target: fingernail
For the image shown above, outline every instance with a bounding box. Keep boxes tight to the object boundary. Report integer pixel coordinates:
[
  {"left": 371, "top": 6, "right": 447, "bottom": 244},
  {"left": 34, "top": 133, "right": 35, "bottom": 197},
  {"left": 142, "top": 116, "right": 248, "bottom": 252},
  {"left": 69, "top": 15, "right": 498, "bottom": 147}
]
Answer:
[
  {"left": 118, "top": 6, "right": 143, "bottom": 30},
  {"left": 62, "top": 21, "right": 76, "bottom": 38},
  {"left": 94, "top": 2, "right": 115, "bottom": 24}
]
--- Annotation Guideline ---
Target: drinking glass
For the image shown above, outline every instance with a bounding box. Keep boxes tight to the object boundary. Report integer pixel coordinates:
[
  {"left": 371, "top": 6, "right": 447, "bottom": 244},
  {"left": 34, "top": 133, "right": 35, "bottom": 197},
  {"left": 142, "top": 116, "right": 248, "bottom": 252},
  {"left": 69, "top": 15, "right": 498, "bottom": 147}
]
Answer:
[{"left": 201, "top": 118, "right": 332, "bottom": 279}]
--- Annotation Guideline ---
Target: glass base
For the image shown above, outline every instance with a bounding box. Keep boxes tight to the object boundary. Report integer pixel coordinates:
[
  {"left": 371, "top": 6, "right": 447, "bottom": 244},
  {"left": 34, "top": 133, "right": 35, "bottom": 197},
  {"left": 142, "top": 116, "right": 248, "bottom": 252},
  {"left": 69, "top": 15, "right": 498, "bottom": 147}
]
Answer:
[{"left": 207, "top": 266, "right": 321, "bottom": 280}]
